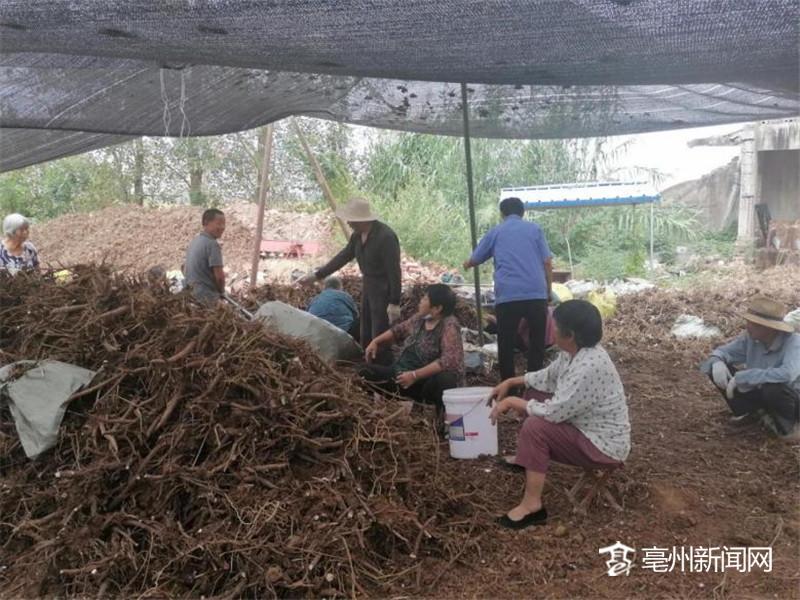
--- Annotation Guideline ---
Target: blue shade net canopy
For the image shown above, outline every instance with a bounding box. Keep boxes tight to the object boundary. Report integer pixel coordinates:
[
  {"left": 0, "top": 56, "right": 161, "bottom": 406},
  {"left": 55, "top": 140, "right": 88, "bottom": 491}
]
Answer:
[{"left": 0, "top": 0, "right": 798, "bottom": 172}]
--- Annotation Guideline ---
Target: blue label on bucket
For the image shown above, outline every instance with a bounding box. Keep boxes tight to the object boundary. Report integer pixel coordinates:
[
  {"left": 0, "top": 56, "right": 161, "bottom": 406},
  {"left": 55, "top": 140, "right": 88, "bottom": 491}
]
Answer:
[{"left": 448, "top": 416, "right": 466, "bottom": 441}]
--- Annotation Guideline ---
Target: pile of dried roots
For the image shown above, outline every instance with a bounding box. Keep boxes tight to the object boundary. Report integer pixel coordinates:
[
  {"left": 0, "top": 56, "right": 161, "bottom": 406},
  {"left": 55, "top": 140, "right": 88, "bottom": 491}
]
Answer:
[
  {"left": 244, "top": 280, "right": 480, "bottom": 331},
  {"left": 243, "top": 277, "right": 363, "bottom": 312},
  {"left": 0, "top": 268, "right": 484, "bottom": 598}
]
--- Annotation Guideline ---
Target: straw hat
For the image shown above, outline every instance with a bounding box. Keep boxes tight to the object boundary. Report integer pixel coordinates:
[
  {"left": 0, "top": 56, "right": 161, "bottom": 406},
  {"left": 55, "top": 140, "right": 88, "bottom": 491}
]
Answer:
[
  {"left": 742, "top": 295, "right": 794, "bottom": 333},
  {"left": 335, "top": 198, "right": 378, "bottom": 222}
]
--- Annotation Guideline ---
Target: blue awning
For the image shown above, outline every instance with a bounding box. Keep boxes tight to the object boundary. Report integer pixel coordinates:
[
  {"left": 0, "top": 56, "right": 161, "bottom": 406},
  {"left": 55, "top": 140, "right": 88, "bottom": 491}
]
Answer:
[{"left": 500, "top": 181, "right": 661, "bottom": 209}]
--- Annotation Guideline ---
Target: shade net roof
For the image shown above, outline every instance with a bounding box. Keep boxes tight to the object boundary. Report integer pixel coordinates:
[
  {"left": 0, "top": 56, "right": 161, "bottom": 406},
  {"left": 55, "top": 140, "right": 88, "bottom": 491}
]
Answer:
[{"left": 1, "top": 0, "right": 798, "bottom": 172}]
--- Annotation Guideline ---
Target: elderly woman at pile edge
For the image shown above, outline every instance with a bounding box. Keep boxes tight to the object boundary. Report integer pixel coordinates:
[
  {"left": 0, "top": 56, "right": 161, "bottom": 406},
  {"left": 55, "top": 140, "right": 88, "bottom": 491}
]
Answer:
[
  {"left": 489, "top": 299, "right": 631, "bottom": 530},
  {"left": 1, "top": 213, "right": 40, "bottom": 272},
  {"left": 360, "top": 283, "right": 464, "bottom": 424}
]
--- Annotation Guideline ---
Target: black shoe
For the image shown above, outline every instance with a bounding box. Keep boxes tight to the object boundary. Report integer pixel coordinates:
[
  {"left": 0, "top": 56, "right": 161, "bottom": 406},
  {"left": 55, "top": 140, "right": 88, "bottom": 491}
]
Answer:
[
  {"left": 494, "top": 455, "right": 524, "bottom": 472},
  {"left": 496, "top": 507, "right": 548, "bottom": 530}
]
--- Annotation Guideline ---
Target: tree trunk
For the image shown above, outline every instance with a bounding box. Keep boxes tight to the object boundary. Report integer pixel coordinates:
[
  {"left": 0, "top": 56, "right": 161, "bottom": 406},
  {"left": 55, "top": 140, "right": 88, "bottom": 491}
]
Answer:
[
  {"left": 250, "top": 125, "right": 274, "bottom": 287},
  {"left": 133, "top": 138, "right": 145, "bottom": 205},
  {"left": 189, "top": 168, "right": 204, "bottom": 206},
  {"left": 110, "top": 148, "right": 129, "bottom": 203}
]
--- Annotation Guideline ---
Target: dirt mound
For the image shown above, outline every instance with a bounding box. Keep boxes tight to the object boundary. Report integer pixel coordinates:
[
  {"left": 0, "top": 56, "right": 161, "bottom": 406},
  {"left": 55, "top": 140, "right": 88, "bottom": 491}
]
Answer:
[
  {"left": 225, "top": 202, "right": 336, "bottom": 242},
  {"left": 33, "top": 205, "right": 256, "bottom": 274},
  {"left": 0, "top": 268, "right": 484, "bottom": 597},
  {"left": 34, "top": 204, "right": 456, "bottom": 286}
]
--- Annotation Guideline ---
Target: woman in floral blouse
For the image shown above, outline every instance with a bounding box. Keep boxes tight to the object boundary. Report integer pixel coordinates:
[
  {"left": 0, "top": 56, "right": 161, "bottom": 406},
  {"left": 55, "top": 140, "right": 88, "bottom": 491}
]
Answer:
[
  {"left": 489, "top": 299, "right": 630, "bottom": 529},
  {"left": 361, "top": 283, "right": 464, "bottom": 416},
  {"left": 1, "top": 213, "right": 39, "bottom": 272}
]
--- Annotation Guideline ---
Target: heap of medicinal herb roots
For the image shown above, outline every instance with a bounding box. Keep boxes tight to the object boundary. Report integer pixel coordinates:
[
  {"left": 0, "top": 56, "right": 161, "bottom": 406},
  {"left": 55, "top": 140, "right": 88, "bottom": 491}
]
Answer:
[
  {"left": 243, "top": 276, "right": 363, "bottom": 312},
  {"left": 0, "top": 268, "right": 484, "bottom": 598},
  {"left": 244, "top": 279, "right": 480, "bottom": 331}
]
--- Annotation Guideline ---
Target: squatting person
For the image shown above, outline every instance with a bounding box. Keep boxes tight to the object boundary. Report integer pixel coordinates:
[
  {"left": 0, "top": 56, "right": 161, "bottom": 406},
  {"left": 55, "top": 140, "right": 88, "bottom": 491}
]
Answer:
[
  {"left": 307, "top": 276, "right": 360, "bottom": 340},
  {"left": 701, "top": 295, "right": 800, "bottom": 440}
]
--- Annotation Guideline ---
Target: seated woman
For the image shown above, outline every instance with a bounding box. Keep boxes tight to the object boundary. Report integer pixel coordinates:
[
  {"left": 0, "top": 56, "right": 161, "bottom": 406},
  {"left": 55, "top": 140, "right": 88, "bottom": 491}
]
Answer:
[
  {"left": 361, "top": 283, "right": 464, "bottom": 416},
  {"left": 1, "top": 213, "right": 39, "bottom": 272},
  {"left": 489, "top": 299, "right": 630, "bottom": 530}
]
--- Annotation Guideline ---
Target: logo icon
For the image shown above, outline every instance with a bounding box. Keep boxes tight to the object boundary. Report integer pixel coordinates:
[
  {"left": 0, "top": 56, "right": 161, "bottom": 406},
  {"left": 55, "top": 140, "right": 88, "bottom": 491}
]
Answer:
[{"left": 599, "top": 541, "right": 635, "bottom": 576}]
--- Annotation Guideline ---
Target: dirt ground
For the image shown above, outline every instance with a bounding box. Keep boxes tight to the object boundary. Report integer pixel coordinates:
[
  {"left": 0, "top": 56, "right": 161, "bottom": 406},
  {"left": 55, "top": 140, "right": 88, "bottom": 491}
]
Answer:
[{"left": 430, "top": 266, "right": 800, "bottom": 598}]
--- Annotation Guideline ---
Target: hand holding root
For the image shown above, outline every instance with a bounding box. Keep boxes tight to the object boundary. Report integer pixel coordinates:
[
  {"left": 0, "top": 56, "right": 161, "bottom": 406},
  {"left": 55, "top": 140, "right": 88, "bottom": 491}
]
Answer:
[
  {"left": 297, "top": 273, "right": 318, "bottom": 287},
  {"left": 489, "top": 398, "right": 509, "bottom": 425},
  {"left": 387, "top": 303, "right": 402, "bottom": 324},
  {"left": 725, "top": 375, "right": 737, "bottom": 400},
  {"left": 489, "top": 396, "right": 528, "bottom": 425},
  {"left": 711, "top": 361, "right": 732, "bottom": 389},
  {"left": 364, "top": 341, "right": 379, "bottom": 363},
  {"left": 488, "top": 379, "right": 513, "bottom": 406},
  {"left": 395, "top": 371, "right": 416, "bottom": 389}
]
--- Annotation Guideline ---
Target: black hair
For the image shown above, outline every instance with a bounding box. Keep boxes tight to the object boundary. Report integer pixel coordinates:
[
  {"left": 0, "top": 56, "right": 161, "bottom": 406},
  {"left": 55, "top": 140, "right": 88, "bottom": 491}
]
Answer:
[
  {"left": 499, "top": 197, "right": 525, "bottom": 217},
  {"left": 324, "top": 276, "right": 342, "bottom": 290},
  {"left": 202, "top": 208, "right": 224, "bottom": 225},
  {"left": 425, "top": 283, "right": 456, "bottom": 317},
  {"left": 552, "top": 299, "right": 603, "bottom": 348}
]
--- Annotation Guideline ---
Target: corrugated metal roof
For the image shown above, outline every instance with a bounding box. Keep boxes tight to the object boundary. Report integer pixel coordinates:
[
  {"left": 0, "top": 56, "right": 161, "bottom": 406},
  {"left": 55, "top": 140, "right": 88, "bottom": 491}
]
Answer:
[{"left": 500, "top": 181, "right": 661, "bottom": 209}]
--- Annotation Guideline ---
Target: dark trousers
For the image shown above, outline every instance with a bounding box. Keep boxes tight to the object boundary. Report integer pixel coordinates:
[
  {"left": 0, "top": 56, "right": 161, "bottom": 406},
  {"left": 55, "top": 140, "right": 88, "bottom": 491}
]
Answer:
[
  {"left": 711, "top": 364, "right": 800, "bottom": 435},
  {"left": 347, "top": 317, "right": 360, "bottom": 343},
  {"left": 359, "top": 363, "right": 460, "bottom": 409},
  {"left": 495, "top": 299, "right": 548, "bottom": 380},
  {"left": 361, "top": 276, "right": 392, "bottom": 364}
]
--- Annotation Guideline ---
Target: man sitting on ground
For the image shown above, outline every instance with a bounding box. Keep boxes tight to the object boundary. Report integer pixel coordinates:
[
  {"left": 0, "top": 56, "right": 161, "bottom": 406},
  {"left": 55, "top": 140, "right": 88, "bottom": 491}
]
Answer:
[
  {"left": 307, "top": 276, "right": 360, "bottom": 340},
  {"left": 701, "top": 295, "right": 800, "bottom": 440}
]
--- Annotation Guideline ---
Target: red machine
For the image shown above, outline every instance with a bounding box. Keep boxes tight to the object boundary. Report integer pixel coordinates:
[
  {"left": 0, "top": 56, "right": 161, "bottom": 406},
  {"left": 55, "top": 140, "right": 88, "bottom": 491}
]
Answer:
[{"left": 259, "top": 239, "right": 323, "bottom": 259}]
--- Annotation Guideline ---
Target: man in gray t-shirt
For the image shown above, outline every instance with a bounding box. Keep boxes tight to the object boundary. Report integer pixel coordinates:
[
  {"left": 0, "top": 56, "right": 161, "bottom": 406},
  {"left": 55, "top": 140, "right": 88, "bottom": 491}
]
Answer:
[{"left": 184, "top": 208, "right": 226, "bottom": 305}]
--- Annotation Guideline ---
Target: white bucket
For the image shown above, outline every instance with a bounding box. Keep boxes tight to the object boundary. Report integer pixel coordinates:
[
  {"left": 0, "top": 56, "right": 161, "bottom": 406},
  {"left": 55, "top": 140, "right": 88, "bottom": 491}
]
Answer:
[{"left": 442, "top": 386, "right": 498, "bottom": 459}]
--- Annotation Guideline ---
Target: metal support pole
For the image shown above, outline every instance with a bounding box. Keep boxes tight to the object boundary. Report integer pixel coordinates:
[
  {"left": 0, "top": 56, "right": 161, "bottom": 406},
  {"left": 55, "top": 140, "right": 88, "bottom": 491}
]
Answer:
[
  {"left": 649, "top": 201, "right": 655, "bottom": 271},
  {"left": 461, "top": 82, "right": 485, "bottom": 345},
  {"left": 249, "top": 124, "right": 274, "bottom": 288}
]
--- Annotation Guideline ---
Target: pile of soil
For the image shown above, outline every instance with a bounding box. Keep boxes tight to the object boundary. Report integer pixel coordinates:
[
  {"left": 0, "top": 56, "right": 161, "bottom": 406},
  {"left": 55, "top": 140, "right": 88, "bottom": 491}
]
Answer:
[
  {"left": 34, "top": 204, "right": 457, "bottom": 286},
  {"left": 224, "top": 202, "right": 336, "bottom": 244},
  {"left": 33, "top": 205, "right": 256, "bottom": 274}
]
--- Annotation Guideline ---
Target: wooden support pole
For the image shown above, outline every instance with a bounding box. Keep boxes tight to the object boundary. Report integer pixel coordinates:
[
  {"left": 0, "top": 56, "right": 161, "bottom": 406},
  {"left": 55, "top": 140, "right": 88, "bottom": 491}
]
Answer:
[
  {"left": 249, "top": 124, "right": 274, "bottom": 288},
  {"left": 290, "top": 119, "right": 351, "bottom": 240}
]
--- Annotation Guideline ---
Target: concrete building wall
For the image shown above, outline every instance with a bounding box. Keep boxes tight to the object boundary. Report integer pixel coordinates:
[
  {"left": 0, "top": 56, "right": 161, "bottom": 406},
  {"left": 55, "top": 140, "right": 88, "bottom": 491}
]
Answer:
[
  {"left": 758, "top": 149, "right": 800, "bottom": 221},
  {"left": 660, "top": 158, "right": 739, "bottom": 231}
]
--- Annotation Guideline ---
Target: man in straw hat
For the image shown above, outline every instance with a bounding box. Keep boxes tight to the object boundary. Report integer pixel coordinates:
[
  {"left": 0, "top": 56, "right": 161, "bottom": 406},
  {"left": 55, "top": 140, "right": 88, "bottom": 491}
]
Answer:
[
  {"left": 300, "top": 198, "right": 401, "bottom": 361},
  {"left": 701, "top": 295, "right": 800, "bottom": 439}
]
